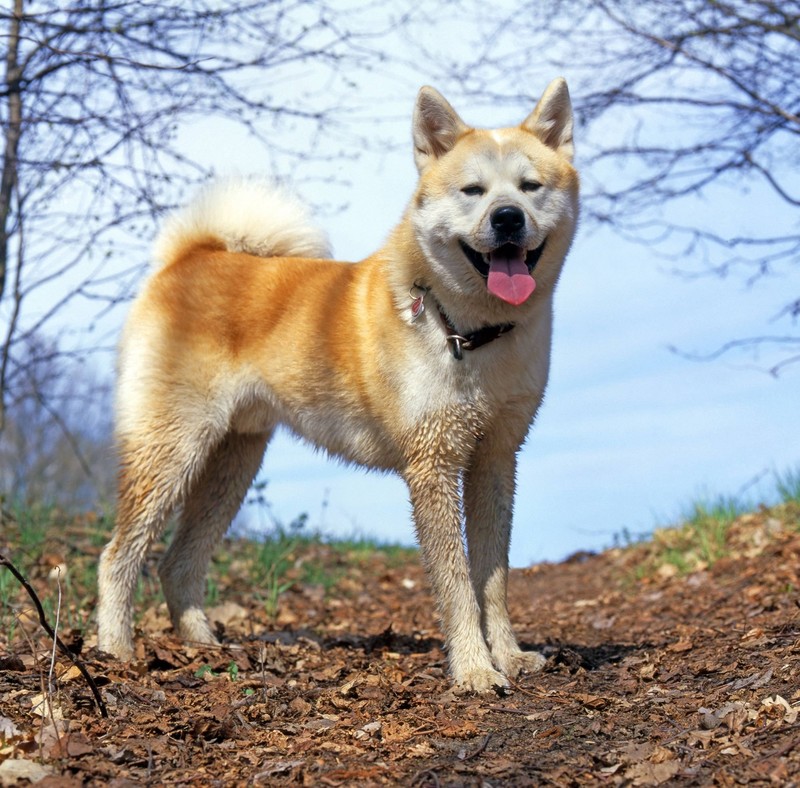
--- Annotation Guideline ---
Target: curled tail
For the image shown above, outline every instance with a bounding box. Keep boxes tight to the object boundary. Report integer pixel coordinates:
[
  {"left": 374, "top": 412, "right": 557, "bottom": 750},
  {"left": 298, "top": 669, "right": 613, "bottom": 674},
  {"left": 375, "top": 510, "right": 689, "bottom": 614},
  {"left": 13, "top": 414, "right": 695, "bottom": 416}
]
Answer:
[{"left": 153, "top": 177, "right": 331, "bottom": 268}]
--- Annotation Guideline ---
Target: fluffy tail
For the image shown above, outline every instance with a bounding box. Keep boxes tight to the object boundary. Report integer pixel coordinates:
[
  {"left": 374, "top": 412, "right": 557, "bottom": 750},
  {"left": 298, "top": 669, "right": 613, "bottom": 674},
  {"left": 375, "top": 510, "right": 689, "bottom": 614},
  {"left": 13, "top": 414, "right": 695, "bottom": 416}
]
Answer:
[{"left": 153, "top": 177, "right": 331, "bottom": 267}]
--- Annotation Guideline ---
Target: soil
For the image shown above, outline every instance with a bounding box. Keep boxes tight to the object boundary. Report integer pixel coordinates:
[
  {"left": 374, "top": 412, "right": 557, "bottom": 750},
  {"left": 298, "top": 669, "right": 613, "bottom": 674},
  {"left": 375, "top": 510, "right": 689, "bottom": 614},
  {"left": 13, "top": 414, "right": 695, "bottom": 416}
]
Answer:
[{"left": 1, "top": 503, "right": 800, "bottom": 786}]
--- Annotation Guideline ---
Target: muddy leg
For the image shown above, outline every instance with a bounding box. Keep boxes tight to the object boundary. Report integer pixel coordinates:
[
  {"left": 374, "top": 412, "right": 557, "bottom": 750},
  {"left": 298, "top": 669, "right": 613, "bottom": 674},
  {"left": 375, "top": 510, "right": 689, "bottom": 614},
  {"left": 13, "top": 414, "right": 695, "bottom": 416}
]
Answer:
[
  {"left": 405, "top": 459, "right": 507, "bottom": 691},
  {"left": 97, "top": 429, "right": 218, "bottom": 659},
  {"left": 464, "top": 439, "right": 545, "bottom": 678}
]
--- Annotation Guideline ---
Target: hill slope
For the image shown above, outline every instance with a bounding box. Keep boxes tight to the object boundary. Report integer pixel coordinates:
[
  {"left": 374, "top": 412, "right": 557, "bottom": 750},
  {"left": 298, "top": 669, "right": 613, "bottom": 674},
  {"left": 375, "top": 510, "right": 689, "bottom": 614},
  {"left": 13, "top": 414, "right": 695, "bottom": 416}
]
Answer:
[{"left": 1, "top": 501, "right": 799, "bottom": 785}]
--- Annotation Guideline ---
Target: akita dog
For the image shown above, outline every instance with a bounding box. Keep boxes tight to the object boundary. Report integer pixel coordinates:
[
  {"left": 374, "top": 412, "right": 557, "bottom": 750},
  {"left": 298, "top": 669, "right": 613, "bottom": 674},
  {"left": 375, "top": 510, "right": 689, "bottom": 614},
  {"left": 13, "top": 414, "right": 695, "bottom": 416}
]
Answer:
[{"left": 97, "top": 78, "right": 579, "bottom": 691}]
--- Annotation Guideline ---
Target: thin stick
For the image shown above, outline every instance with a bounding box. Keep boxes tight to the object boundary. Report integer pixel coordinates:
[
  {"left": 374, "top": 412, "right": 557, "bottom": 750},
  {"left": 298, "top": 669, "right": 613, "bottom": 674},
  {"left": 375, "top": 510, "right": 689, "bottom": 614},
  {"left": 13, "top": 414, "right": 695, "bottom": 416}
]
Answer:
[
  {"left": 48, "top": 566, "right": 61, "bottom": 696},
  {"left": 459, "top": 733, "right": 491, "bottom": 761},
  {"left": 0, "top": 552, "right": 108, "bottom": 717}
]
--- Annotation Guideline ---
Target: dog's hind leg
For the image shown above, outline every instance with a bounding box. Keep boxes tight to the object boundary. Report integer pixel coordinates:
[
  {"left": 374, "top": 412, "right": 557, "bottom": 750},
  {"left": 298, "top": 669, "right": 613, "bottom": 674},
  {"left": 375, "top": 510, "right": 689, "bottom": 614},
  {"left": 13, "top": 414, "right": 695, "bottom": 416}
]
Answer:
[
  {"left": 97, "top": 424, "right": 220, "bottom": 660},
  {"left": 159, "top": 430, "right": 270, "bottom": 646},
  {"left": 464, "top": 432, "right": 546, "bottom": 679}
]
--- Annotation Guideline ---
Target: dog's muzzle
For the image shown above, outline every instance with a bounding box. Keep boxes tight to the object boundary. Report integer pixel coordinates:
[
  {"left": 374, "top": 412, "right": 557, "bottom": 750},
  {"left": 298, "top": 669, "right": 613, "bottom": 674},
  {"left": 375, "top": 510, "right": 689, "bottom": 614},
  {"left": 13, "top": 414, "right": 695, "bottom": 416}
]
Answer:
[
  {"left": 458, "top": 206, "right": 546, "bottom": 306},
  {"left": 459, "top": 205, "right": 545, "bottom": 277},
  {"left": 458, "top": 239, "right": 546, "bottom": 278}
]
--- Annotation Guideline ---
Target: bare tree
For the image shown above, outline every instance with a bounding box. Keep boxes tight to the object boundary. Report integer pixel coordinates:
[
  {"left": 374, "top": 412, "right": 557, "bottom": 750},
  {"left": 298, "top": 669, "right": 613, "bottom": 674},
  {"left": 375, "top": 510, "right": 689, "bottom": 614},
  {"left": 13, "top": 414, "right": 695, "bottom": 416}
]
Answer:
[
  {"left": 0, "top": 0, "right": 406, "bottom": 432},
  {"left": 0, "top": 332, "right": 114, "bottom": 509},
  {"left": 440, "top": 0, "right": 800, "bottom": 373}
]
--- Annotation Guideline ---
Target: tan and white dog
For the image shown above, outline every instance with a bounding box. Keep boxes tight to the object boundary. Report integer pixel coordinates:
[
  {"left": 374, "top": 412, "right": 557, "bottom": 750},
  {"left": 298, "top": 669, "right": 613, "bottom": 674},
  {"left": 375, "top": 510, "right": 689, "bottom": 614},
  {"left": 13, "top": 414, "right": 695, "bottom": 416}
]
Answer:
[{"left": 97, "top": 78, "right": 579, "bottom": 691}]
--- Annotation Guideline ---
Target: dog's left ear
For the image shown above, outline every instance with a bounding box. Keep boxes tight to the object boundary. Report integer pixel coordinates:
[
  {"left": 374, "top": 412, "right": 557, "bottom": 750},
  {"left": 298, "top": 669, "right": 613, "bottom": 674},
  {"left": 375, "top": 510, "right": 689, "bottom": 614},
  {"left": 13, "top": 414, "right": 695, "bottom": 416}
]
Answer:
[
  {"left": 413, "top": 87, "right": 469, "bottom": 172},
  {"left": 522, "top": 78, "right": 574, "bottom": 162}
]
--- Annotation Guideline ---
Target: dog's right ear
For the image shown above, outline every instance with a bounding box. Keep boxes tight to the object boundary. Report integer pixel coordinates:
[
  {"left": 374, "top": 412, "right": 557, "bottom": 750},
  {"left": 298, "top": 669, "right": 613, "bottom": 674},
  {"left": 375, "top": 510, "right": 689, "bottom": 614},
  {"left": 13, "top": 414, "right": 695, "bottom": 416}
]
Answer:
[{"left": 413, "top": 87, "right": 469, "bottom": 172}]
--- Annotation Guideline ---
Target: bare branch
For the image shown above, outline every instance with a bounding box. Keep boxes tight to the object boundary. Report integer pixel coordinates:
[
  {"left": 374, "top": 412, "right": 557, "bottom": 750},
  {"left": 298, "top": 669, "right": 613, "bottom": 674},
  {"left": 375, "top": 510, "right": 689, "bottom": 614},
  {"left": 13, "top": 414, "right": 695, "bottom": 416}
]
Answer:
[
  {"left": 0, "top": 551, "right": 107, "bottom": 717},
  {"left": 447, "top": 0, "right": 800, "bottom": 370},
  {"left": 0, "top": 0, "right": 410, "bottom": 444}
]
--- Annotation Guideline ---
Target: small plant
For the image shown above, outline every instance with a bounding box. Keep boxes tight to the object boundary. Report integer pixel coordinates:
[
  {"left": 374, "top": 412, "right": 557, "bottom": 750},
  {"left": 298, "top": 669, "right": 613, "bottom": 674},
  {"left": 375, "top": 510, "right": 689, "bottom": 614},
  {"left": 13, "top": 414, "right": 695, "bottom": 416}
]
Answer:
[
  {"left": 775, "top": 467, "right": 800, "bottom": 506},
  {"left": 5, "top": 502, "right": 53, "bottom": 556},
  {"left": 631, "top": 494, "right": 748, "bottom": 579},
  {"left": 246, "top": 514, "right": 316, "bottom": 619},
  {"left": 0, "top": 566, "right": 18, "bottom": 642},
  {"left": 683, "top": 496, "right": 744, "bottom": 566},
  {"left": 250, "top": 536, "right": 297, "bottom": 619},
  {"left": 206, "top": 576, "right": 220, "bottom": 607},
  {"left": 262, "top": 572, "right": 294, "bottom": 620}
]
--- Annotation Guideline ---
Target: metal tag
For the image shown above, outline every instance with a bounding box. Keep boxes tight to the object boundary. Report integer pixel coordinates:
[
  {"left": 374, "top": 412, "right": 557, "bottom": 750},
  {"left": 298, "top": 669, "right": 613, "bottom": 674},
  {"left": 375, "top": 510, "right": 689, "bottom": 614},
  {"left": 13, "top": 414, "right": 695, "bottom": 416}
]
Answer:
[{"left": 410, "top": 295, "right": 425, "bottom": 322}]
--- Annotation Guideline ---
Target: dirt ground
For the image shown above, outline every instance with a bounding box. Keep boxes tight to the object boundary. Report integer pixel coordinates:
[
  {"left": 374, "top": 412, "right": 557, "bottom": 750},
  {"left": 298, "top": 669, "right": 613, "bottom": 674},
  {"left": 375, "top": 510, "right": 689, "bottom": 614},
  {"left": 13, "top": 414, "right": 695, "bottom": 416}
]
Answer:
[{"left": 1, "top": 504, "right": 799, "bottom": 786}]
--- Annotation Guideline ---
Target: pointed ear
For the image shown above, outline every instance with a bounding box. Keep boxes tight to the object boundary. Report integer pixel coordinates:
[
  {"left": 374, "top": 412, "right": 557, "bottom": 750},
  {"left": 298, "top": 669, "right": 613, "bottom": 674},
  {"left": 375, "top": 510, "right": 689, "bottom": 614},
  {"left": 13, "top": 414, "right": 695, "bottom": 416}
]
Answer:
[
  {"left": 521, "top": 77, "right": 575, "bottom": 161},
  {"left": 412, "top": 86, "right": 469, "bottom": 172}
]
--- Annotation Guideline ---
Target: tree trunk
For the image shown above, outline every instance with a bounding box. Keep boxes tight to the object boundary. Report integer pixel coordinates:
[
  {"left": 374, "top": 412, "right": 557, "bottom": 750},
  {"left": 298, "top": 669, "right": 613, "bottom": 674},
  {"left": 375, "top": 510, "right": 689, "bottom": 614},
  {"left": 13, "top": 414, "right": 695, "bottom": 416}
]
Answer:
[
  {"left": 0, "top": 0, "right": 22, "bottom": 304},
  {"left": 0, "top": 0, "right": 23, "bottom": 429}
]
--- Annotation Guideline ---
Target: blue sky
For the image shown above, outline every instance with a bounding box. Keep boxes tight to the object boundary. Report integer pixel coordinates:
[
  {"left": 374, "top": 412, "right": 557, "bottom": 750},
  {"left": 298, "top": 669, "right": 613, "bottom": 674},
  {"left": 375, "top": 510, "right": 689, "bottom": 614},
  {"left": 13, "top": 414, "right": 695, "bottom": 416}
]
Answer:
[
  {"left": 80, "top": 7, "right": 795, "bottom": 566},
  {"left": 2, "top": 6, "right": 795, "bottom": 573},
  {"left": 203, "top": 100, "right": 799, "bottom": 566}
]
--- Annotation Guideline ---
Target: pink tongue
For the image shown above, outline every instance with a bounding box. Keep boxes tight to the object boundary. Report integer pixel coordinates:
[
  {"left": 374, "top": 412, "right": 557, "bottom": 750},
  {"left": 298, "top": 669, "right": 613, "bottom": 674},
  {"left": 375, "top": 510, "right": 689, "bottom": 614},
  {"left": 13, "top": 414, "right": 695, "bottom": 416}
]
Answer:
[{"left": 487, "top": 248, "right": 536, "bottom": 305}]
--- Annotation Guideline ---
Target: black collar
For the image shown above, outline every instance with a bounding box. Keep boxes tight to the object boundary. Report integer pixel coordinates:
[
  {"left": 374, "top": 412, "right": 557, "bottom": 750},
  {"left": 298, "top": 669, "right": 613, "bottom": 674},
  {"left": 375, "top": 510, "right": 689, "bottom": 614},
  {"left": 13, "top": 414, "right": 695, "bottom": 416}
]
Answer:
[
  {"left": 409, "top": 282, "right": 515, "bottom": 361},
  {"left": 437, "top": 306, "right": 515, "bottom": 360}
]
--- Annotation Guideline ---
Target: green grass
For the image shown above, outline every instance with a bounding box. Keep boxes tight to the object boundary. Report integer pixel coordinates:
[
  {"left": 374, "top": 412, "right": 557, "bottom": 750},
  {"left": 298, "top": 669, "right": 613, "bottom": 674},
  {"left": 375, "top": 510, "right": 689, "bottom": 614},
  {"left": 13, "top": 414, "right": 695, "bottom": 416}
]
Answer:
[
  {"left": 3, "top": 501, "right": 55, "bottom": 555},
  {"left": 3, "top": 465, "right": 798, "bottom": 647},
  {"left": 776, "top": 467, "right": 800, "bottom": 505},
  {"left": 0, "top": 504, "right": 114, "bottom": 647},
  {"left": 329, "top": 537, "right": 418, "bottom": 568},
  {"left": 241, "top": 517, "right": 417, "bottom": 616},
  {"left": 624, "top": 493, "right": 746, "bottom": 572},
  {"left": 626, "top": 466, "right": 800, "bottom": 578},
  {"left": 680, "top": 495, "right": 745, "bottom": 564},
  {"left": 0, "top": 503, "right": 416, "bottom": 651},
  {"left": 0, "top": 567, "right": 18, "bottom": 643}
]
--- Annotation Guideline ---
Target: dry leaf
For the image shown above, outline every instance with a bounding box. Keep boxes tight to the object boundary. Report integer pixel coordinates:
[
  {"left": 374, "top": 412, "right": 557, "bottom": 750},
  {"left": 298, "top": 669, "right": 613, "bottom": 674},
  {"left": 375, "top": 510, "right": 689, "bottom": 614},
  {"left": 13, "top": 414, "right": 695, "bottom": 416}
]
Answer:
[{"left": 0, "top": 759, "right": 52, "bottom": 786}]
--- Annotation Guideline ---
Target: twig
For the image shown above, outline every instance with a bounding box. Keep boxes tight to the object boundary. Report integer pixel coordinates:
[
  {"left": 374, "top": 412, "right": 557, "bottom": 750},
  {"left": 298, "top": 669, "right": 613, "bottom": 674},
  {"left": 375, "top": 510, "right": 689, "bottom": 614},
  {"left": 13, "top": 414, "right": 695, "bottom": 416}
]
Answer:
[
  {"left": 486, "top": 704, "right": 536, "bottom": 715},
  {"left": 45, "top": 566, "right": 64, "bottom": 753},
  {"left": 48, "top": 566, "right": 61, "bottom": 697},
  {"left": 459, "top": 733, "right": 491, "bottom": 761},
  {"left": 409, "top": 769, "right": 441, "bottom": 788},
  {"left": 756, "top": 734, "right": 800, "bottom": 762},
  {"left": 0, "top": 552, "right": 107, "bottom": 717}
]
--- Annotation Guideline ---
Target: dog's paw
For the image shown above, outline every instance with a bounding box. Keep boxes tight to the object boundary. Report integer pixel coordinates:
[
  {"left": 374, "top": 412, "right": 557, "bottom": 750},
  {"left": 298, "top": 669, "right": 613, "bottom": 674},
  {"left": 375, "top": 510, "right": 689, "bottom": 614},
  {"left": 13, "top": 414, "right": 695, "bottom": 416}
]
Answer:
[
  {"left": 97, "top": 633, "right": 134, "bottom": 662},
  {"left": 496, "top": 649, "right": 547, "bottom": 678},
  {"left": 175, "top": 608, "right": 220, "bottom": 646},
  {"left": 454, "top": 666, "right": 510, "bottom": 693}
]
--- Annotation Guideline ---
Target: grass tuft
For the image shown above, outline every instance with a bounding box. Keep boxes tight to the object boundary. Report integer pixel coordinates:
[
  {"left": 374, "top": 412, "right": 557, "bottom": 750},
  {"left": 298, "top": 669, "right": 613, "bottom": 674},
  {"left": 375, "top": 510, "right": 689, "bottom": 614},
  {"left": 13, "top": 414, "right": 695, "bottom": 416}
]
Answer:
[
  {"left": 776, "top": 467, "right": 800, "bottom": 505},
  {"left": 238, "top": 515, "right": 417, "bottom": 617},
  {"left": 624, "top": 467, "right": 800, "bottom": 580},
  {"left": 645, "top": 495, "right": 745, "bottom": 575},
  {"left": 0, "top": 503, "right": 415, "bottom": 650}
]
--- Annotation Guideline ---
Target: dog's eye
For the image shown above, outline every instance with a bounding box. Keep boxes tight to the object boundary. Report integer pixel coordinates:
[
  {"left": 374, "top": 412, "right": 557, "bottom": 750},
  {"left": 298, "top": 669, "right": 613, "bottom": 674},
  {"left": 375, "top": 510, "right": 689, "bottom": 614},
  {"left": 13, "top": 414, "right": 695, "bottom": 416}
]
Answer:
[
  {"left": 521, "top": 180, "right": 542, "bottom": 193},
  {"left": 461, "top": 185, "right": 485, "bottom": 197}
]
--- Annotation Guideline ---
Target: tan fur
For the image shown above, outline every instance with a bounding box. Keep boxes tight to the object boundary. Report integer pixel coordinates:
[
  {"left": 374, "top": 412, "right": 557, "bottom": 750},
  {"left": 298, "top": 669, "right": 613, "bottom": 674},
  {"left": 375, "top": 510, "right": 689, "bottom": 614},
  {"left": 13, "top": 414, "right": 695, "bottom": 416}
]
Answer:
[{"left": 97, "top": 79, "right": 579, "bottom": 691}]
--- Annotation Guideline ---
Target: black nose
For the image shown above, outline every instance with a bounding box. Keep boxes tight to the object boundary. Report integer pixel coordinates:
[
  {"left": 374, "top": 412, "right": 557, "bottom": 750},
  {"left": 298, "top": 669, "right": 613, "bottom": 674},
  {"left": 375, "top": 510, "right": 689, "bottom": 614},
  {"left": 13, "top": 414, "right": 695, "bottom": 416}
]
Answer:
[{"left": 490, "top": 206, "right": 525, "bottom": 239}]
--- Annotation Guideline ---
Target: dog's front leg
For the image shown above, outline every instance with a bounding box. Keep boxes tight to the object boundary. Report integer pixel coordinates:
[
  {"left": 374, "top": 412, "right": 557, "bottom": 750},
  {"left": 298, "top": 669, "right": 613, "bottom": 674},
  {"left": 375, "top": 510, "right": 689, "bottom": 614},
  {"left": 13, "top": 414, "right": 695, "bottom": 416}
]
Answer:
[
  {"left": 404, "top": 459, "right": 507, "bottom": 692},
  {"left": 464, "top": 435, "right": 546, "bottom": 679}
]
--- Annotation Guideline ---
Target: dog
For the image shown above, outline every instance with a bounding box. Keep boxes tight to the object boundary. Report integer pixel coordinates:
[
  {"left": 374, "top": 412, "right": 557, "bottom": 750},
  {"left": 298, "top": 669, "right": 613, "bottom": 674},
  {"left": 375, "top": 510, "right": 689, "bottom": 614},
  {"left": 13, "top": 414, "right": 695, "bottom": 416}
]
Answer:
[{"left": 97, "top": 78, "right": 579, "bottom": 691}]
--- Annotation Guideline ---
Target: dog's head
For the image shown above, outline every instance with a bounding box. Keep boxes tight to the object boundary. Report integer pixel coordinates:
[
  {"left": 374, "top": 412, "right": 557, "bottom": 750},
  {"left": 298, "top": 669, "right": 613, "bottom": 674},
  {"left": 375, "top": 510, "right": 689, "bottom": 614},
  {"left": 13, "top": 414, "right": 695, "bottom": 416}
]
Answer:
[{"left": 410, "top": 79, "right": 579, "bottom": 313}]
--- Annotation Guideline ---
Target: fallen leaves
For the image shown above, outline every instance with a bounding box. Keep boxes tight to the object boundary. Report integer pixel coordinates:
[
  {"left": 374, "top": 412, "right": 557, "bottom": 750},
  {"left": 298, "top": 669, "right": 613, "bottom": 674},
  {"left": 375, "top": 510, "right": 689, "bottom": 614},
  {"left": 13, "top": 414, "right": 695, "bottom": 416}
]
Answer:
[
  {"left": 601, "top": 743, "right": 681, "bottom": 786},
  {"left": 0, "top": 758, "right": 53, "bottom": 787},
  {"left": 1, "top": 511, "right": 800, "bottom": 784}
]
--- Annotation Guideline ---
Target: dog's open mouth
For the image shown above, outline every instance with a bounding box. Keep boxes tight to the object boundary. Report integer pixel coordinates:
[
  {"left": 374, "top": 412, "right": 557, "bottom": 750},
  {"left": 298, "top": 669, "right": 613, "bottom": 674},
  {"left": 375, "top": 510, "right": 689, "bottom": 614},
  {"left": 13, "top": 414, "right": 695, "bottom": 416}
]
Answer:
[{"left": 459, "top": 240, "right": 546, "bottom": 306}]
